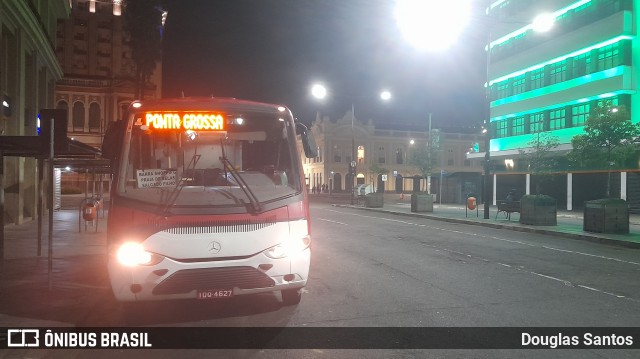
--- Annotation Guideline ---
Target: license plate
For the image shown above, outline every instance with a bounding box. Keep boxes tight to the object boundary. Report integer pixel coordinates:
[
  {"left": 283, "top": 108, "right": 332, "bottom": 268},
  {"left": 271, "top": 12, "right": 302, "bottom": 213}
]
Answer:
[{"left": 197, "top": 289, "right": 234, "bottom": 299}]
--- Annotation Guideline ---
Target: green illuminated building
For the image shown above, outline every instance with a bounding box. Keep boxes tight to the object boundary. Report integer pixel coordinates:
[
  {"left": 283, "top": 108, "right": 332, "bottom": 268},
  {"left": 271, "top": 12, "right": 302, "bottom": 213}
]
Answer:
[{"left": 468, "top": 0, "right": 640, "bottom": 210}]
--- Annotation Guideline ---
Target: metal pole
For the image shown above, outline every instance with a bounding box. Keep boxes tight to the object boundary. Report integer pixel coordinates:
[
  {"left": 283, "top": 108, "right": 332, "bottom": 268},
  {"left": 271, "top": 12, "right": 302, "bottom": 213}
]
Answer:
[
  {"left": 48, "top": 118, "right": 54, "bottom": 290},
  {"left": 439, "top": 169, "right": 443, "bottom": 205},
  {"left": 0, "top": 152, "right": 4, "bottom": 276},
  {"left": 37, "top": 158, "right": 43, "bottom": 256},
  {"left": 350, "top": 103, "right": 356, "bottom": 205},
  {"left": 427, "top": 113, "right": 432, "bottom": 193},
  {"left": 483, "top": 29, "right": 492, "bottom": 219}
]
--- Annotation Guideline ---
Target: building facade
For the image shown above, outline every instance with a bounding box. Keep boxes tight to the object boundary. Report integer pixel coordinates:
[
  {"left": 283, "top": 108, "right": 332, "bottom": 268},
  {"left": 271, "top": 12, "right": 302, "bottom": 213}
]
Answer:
[
  {"left": 54, "top": 0, "right": 163, "bottom": 149},
  {"left": 301, "top": 111, "right": 484, "bottom": 203},
  {"left": 468, "top": 0, "right": 640, "bottom": 210},
  {"left": 1, "top": 0, "right": 70, "bottom": 224}
]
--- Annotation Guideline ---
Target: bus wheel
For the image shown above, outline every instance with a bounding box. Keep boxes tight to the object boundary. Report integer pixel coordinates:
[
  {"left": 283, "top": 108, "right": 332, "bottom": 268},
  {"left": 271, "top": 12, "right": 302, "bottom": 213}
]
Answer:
[{"left": 281, "top": 288, "right": 301, "bottom": 306}]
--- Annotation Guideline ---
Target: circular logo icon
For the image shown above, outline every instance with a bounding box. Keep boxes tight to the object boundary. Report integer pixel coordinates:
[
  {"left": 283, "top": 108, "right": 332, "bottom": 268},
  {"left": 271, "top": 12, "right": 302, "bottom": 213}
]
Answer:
[{"left": 208, "top": 241, "right": 221, "bottom": 254}]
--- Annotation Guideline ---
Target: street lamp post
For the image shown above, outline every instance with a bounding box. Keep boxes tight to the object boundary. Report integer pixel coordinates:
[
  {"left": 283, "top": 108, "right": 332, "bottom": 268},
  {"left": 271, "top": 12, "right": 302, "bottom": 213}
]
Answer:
[
  {"left": 483, "top": 29, "right": 492, "bottom": 219},
  {"left": 350, "top": 103, "right": 356, "bottom": 205}
]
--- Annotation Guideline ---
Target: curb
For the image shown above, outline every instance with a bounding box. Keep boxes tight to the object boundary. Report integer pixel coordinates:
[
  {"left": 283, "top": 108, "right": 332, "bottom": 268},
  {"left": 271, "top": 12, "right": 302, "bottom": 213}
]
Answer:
[{"left": 333, "top": 204, "right": 640, "bottom": 249}]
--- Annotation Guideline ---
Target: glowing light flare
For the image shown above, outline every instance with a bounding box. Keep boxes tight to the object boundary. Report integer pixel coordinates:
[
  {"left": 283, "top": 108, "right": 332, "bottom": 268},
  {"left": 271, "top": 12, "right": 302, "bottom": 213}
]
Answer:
[
  {"left": 116, "top": 242, "right": 153, "bottom": 267},
  {"left": 532, "top": 13, "right": 555, "bottom": 32},
  {"left": 143, "top": 112, "right": 225, "bottom": 131},
  {"left": 380, "top": 91, "right": 392, "bottom": 101},
  {"left": 263, "top": 235, "right": 311, "bottom": 259},
  {"left": 395, "top": 0, "right": 472, "bottom": 51},
  {"left": 311, "top": 84, "right": 327, "bottom": 99}
]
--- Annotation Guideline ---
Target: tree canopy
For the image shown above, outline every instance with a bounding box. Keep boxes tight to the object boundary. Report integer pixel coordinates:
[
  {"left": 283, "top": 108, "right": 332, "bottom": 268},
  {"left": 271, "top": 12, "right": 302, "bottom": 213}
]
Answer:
[
  {"left": 568, "top": 101, "right": 640, "bottom": 196},
  {"left": 519, "top": 132, "right": 560, "bottom": 195}
]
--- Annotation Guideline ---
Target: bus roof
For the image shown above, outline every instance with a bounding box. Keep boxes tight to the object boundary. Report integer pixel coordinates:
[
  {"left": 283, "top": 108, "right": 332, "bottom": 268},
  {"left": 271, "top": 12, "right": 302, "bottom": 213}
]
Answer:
[{"left": 129, "top": 97, "right": 290, "bottom": 114}]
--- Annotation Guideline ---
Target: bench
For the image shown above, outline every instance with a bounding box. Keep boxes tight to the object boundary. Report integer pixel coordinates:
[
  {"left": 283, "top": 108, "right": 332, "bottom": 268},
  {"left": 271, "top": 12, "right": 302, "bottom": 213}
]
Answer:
[{"left": 496, "top": 200, "right": 520, "bottom": 220}]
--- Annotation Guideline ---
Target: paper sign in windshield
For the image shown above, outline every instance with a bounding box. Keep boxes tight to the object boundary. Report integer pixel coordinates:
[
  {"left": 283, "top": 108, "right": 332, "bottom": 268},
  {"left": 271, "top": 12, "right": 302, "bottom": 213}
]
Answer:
[{"left": 136, "top": 169, "right": 177, "bottom": 188}]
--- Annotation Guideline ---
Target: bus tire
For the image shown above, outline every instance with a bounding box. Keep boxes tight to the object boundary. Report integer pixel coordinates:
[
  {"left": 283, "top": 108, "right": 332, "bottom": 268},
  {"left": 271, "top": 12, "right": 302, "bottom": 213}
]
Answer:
[{"left": 281, "top": 288, "right": 302, "bottom": 306}]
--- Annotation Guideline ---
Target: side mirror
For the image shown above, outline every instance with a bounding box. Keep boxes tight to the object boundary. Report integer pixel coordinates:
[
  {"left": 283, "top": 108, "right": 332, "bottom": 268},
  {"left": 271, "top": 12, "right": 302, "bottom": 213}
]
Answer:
[
  {"left": 102, "top": 119, "right": 127, "bottom": 161},
  {"left": 296, "top": 122, "right": 318, "bottom": 158}
]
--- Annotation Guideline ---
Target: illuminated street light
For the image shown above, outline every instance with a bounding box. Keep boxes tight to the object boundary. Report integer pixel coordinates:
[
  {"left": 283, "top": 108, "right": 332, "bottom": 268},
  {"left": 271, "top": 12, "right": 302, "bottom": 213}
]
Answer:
[
  {"left": 311, "top": 84, "right": 327, "bottom": 100},
  {"left": 394, "top": 0, "right": 472, "bottom": 51},
  {"left": 310, "top": 83, "right": 391, "bottom": 204}
]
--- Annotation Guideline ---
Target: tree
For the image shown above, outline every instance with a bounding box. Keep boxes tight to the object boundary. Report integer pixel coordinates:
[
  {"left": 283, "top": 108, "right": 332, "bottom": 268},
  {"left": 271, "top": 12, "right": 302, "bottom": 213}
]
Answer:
[
  {"left": 568, "top": 101, "right": 640, "bottom": 197},
  {"left": 123, "top": 0, "right": 165, "bottom": 99},
  {"left": 519, "top": 132, "right": 560, "bottom": 195},
  {"left": 408, "top": 144, "right": 439, "bottom": 193}
]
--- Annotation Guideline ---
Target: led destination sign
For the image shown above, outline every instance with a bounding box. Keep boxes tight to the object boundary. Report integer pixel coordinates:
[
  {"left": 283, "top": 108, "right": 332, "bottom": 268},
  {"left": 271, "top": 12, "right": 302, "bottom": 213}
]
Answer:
[{"left": 143, "top": 112, "right": 225, "bottom": 131}]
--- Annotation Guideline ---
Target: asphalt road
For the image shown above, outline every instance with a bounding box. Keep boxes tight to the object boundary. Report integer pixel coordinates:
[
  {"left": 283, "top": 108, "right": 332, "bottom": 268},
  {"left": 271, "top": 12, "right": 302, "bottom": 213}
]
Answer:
[{"left": 2, "top": 200, "right": 639, "bottom": 358}]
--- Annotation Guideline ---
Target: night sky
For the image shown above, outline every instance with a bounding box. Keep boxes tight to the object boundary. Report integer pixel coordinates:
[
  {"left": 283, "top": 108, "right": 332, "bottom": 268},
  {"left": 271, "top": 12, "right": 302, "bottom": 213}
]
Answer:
[{"left": 161, "top": 0, "right": 487, "bottom": 132}]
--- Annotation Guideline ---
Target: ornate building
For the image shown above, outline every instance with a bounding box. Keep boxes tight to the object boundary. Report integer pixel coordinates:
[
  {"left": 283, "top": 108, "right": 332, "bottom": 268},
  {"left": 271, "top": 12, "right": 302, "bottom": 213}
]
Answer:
[
  {"left": 54, "top": 0, "right": 163, "bottom": 149},
  {"left": 301, "top": 111, "right": 484, "bottom": 203}
]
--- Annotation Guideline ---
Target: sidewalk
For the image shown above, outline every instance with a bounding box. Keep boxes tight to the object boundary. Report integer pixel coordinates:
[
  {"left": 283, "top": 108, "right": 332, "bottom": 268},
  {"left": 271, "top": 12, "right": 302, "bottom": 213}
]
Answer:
[
  {"left": 314, "top": 192, "right": 640, "bottom": 249},
  {"left": 0, "top": 195, "right": 109, "bottom": 327}
]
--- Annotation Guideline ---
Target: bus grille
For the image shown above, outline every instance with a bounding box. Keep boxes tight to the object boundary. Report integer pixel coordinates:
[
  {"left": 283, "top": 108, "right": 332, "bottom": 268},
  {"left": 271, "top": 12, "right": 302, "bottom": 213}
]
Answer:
[
  {"left": 152, "top": 266, "right": 275, "bottom": 295},
  {"left": 150, "top": 217, "right": 277, "bottom": 234}
]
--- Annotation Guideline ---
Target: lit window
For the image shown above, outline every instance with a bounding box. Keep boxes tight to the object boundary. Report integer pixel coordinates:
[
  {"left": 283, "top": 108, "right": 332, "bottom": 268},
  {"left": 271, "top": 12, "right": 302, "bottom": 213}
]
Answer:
[
  {"left": 549, "top": 109, "right": 566, "bottom": 130},
  {"left": 529, "top": 113, "right": 544, "bottom": 133},
  {"left": 572, "top": 104, "right": 589, "bottom": 126}
]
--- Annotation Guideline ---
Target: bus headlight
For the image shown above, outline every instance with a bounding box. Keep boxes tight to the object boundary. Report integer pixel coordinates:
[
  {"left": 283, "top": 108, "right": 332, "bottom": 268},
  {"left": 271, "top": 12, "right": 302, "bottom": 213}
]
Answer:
[
  {"left": 263, "top": 235, "right": 311, "bottom": 259},
  {"left": 115, "top": 241, "right": 163, "bottom": 267}
]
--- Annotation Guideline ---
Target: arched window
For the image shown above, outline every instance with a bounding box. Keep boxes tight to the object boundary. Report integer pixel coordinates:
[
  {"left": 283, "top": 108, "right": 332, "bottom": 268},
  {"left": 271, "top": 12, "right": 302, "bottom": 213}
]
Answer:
[
  {"left": 72, "top": 101, "right": 85, "bottom": 132},
  {"left": 378, "top": 146, "right": 385, "bottom": 164},
  {"left": 89, "top": 102, "right": 101, "bottom": 132},
  {"left": 357, "top": 145, "right": 365, "bottom": 164},
  {"left": 333, "top": 145, "right": 341, "bottom": 163}
]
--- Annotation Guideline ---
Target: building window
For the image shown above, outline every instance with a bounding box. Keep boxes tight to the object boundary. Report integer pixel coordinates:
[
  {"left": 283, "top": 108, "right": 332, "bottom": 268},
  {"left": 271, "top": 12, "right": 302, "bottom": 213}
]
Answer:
[
  {"left": 512, "top": 75, "right": 526, "bottom": 95},
  {"left": 529, "top": 68, "right": 544, "bottom": 90},
  {"left": 377, "top": 146, "right": 385, "bottom": 164},
  {"left": 596, "top": 97, "right": 619, "bottom": 108},
  {"left": 396, "top": 147, "right": 404, "bottom": 164},
  {"left": 549, "top": 60, "right": 567, "bottom": 85},
  {"left": 446, "top": 148, "right": 454, "bottom": 166},
  {"left": 572, "top": 104, "right": 590, "bottom": 126},
  {"left": 72, "top": 101, "right": 85, "bottom": 132},
  {"left": 597, "top": 43, "right": 620, "bottom": 72},
  {"left": 357, "top": 145, "right": 364, "bottom": 164},
  {"left": 333, "top": 145, "right": 341, "bottom": 163},
  {"left": 495, "top": 81, "right": 510, "bottom": 99},
  {"left": 529, "top": 112, "right": 544, "bottom": 133},
  {"left": 511, "top": 116, "right": 525, "bottom": 136},
  {"left": 571, "top": 53, "right": 592, "bottom": 78},
  {"left": 549, "top": 108, "right": 566, "bottom": 130},
  {"left": 89, "top": 102, "right": 101, "bottom": 132},
  {"left": 496, "top": 120, "right": 508, "bottom": 138}
]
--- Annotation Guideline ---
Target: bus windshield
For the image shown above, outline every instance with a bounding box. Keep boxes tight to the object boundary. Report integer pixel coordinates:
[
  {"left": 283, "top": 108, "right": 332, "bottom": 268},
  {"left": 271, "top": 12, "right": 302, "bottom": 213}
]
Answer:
[{"left": 117, "top": 109, "right": 301, "bottom": 213}]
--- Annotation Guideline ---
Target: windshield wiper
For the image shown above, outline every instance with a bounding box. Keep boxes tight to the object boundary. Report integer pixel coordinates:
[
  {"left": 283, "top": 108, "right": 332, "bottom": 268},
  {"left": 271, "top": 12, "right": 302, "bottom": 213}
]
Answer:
[
  {"left": 219, "top": 154, "right": 261, "bottom": 214},
  {"left": 159, "top": 154, "right": 200, "bottom": 215}
]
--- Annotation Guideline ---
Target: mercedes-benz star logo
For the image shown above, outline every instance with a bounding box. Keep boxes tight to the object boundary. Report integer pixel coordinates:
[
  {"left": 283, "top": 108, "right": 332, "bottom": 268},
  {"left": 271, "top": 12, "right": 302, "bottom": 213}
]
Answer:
[{"left": 209, "top": 241, "right": 221, "bottom": 254}]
